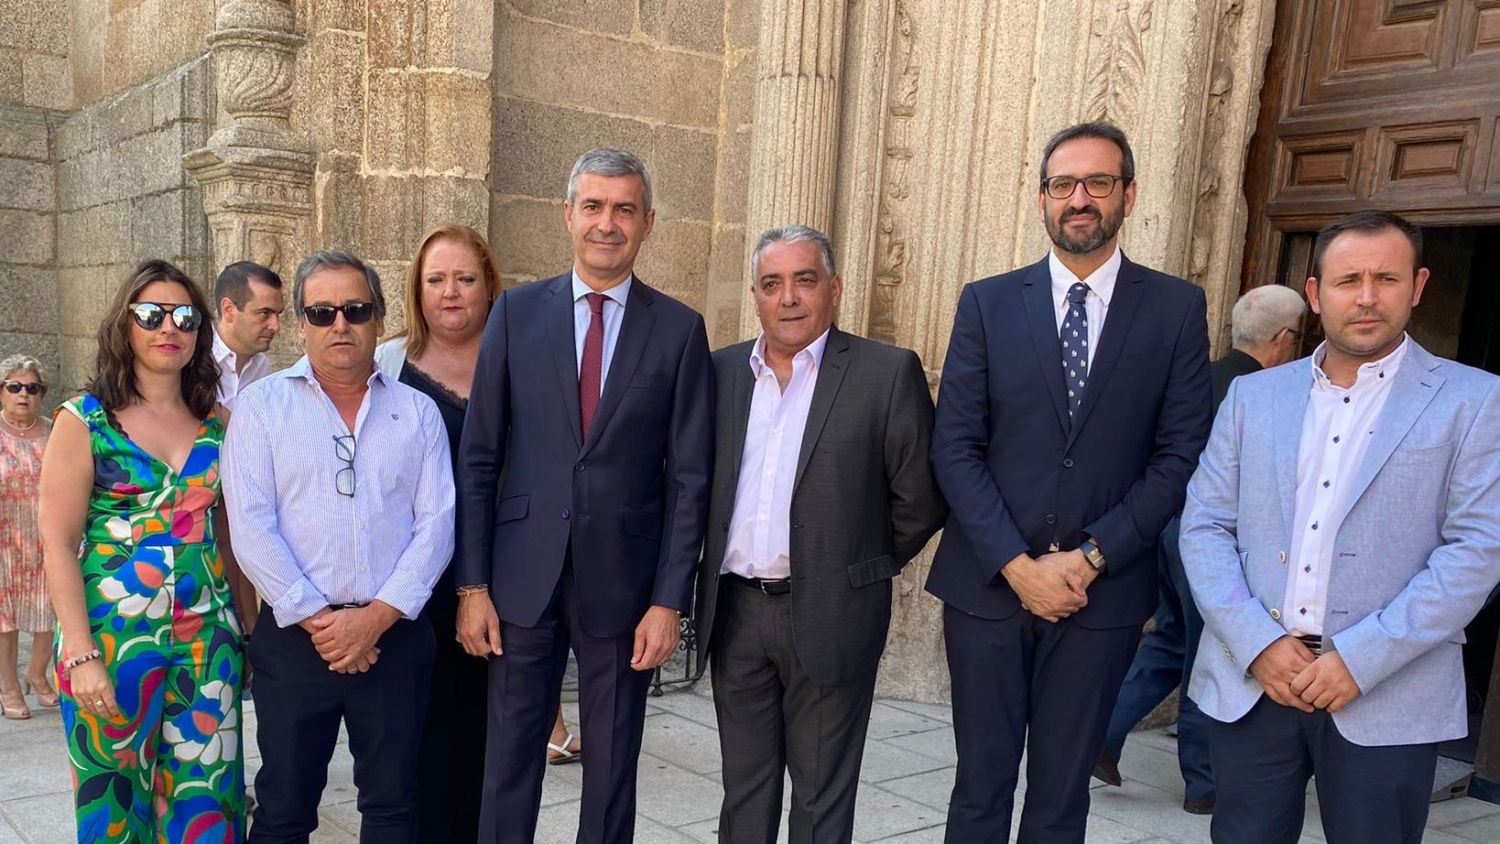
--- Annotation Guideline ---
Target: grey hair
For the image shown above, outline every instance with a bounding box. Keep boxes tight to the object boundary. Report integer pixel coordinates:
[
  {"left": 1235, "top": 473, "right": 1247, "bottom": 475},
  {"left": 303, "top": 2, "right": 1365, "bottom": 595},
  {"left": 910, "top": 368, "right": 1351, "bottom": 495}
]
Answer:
[
  {"left": 567, "top": 148, "right": 653, "bottom": 212},
  {"left": 1231, "top": 285, "right": 1307, "bottom": 347},
  {"left": 750, "top": 225, "right": 837, "bottom": 279},
  {"left": 292, "top": 250, "right": 386, "bottom": 319},
  {"left": 0, "top": 354, "right": 46, "bottom": 386}
]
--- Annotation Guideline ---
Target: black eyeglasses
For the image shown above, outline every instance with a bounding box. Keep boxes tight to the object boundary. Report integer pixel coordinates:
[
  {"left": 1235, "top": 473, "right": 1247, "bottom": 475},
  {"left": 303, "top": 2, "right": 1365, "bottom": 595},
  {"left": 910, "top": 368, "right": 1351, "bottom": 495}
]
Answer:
[
  {"left": 128, "top": 302, "right": 203, "bottom": 332},
  {"left": 304, "top": 302, "right": 377, "bottom": 327},
  {"left": 2, "top": 381, "right": 44, "bottom": 395},
  {"left": 333, "top": 434, "right": 356, "bottom": 497},
  {"left": 1041, "top": 174, "right": 1128, "bottom": 200}
]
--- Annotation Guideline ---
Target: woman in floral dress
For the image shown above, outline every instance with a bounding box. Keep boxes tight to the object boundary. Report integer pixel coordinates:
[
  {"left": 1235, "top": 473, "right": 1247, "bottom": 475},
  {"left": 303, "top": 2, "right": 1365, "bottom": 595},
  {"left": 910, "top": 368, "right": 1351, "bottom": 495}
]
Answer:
[
  {"left": 39, "top": 260, "right": 254, "bottom": 843},
  {"left": 0, "top": 354, "right": 57, "bottom": 720}
]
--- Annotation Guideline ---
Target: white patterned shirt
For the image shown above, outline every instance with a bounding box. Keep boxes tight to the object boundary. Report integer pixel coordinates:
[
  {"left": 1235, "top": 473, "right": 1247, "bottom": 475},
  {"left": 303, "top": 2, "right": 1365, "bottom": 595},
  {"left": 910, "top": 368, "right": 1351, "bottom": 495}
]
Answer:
[
  {"left": 222, "top": 356, "right": 455, "bottom": 627},
  {"left": 1281, "top": 336, "right": 1408, "bottom": 636},
  {"left": 212, "top": 328, "right": 273, "bottom": 412},
  {"left": 721, "top": 330, "right": 829, "bottom": 580},
  {"left": 1048, "top": 246, "right": 1121, "bottom": 370}
]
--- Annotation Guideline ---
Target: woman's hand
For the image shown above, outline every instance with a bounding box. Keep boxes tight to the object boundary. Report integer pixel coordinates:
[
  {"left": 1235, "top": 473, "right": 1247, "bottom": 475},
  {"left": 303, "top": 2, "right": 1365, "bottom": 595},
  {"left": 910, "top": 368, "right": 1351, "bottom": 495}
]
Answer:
[{"left": 68, "top": 659, "right": 122, "bottom": 721}]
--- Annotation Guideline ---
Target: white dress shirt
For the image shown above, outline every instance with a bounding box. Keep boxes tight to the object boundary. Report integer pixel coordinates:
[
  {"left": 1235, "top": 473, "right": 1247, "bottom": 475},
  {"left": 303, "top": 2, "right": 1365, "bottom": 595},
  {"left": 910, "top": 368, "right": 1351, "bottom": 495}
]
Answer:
[
  {"left": 1048, "top": 246, "right": 1121, "bottom": 370},
  {"left": 212, "top": 327, "right": 273, "bottom": 411},
  {"left": 221, "top": 356, "right": 456, "bottom": 627},
  {"left": 1282, "top": 335, "right": 1409, "bottom": 636},
  {"left": 572, "top": 272, "right": 632, "bottom": 397},
  {"left": 721, "top": 330, "right": 831, "bottom": 580}
]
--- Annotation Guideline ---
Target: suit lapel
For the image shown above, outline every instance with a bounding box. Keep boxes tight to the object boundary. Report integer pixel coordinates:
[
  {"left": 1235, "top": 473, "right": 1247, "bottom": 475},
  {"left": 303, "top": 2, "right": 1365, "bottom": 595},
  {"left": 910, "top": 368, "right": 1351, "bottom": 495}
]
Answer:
[
  {"left": 793, "top": 328, "right": 851, "bottom": 491},
  {"left": 1067, "top": 257, "right": 1145, "bottom": 447},
  {"left": 545, "top": 275, "right": 583, "bottom": 450},
  {"left": 723, "top": 344, "right": 756, "bottom": 496},
  {"left": 1332, "top": 343, "right": 1443, "bottom": 527},
  {"left": 580, "top": 279, "right": 657, "bottom": 457},
  {"left": 1021, "top": 261, "right": 1070, "bottom": 435},
  {"left": 1273, "top": 360, "right": 1312, "bottom": 532}
]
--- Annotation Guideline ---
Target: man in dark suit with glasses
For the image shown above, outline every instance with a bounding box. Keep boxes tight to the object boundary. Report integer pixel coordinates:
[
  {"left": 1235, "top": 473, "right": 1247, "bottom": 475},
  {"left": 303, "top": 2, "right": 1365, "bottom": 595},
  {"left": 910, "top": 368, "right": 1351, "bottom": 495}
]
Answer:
[{"left": 223, "top": 249, "right": 456, "bottom": 843}]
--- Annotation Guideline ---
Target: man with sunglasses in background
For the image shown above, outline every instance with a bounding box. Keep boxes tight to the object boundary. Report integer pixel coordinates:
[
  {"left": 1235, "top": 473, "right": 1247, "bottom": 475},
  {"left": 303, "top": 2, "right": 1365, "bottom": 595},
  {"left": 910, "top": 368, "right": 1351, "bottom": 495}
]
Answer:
[
  {"left": 927, "top": 121, "right": 1213, "bottom": 842},
  {"left": 222, "top": 249, "right": 455, "bottom": 843},
  {"left": 212, "top": 260, "right": 285, "bottom": 411}
]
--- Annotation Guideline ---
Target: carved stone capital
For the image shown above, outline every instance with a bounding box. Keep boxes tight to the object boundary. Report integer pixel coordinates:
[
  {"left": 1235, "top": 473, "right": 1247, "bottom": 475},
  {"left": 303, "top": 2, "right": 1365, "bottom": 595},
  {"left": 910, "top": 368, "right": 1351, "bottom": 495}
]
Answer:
[{"left": 207, "top": 0, "right": 306, "bottom": 151}]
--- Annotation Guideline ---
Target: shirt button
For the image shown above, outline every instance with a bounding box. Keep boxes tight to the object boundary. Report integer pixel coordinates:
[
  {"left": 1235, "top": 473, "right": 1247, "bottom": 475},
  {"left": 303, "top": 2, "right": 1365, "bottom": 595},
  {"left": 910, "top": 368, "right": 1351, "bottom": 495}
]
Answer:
[
  {"left": 1299, "top": 607, "right": 1307, "bottom": 615},
  {"left": 1343, "top": 397, "right": 1350, "bottom": 404},
  {"left": 1333, "top": 435, "right": 1340, "bottom": 444},
  {"left": 562, "top": 508, "right": 571, "bottom": 520},
  {"left": 1278, "top": 551, "right": 1287, "bottom": 563},
  {"left": 1270, "top": 608, "right": 1281, "bottom": 620}
]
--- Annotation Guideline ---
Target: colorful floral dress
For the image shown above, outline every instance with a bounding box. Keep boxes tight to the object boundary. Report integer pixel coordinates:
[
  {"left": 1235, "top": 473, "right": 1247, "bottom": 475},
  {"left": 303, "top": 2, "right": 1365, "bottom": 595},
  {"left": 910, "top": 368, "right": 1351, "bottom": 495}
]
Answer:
[{"left": 56, "top": 394, "right": 244, "bottom": 843}]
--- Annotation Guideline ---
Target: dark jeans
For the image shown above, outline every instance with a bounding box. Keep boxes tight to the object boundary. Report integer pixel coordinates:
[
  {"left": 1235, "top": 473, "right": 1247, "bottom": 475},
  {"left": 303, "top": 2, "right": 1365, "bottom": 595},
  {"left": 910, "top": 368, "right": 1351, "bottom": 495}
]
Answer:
[
  {"left": 1209, "top": 697, "right": 1437, "bottom": 844},
  {"left": 1101, "top": 516, "right": 1215, "bottom": 802}
]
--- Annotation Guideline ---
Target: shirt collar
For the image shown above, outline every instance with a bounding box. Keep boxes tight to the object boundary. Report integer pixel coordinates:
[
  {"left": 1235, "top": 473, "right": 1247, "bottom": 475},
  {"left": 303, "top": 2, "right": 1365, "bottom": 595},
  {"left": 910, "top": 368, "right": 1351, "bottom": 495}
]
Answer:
[
  {"left": 1048, "top": 246, "right": 1122, "bottom": 309},
  {"left": 212, "top": 327, "right": 235, "bottom": 367},
  {"left": 748, "top": 327, "right": 832, "bottom": 378},
  {"left": 1311, "top": 333, "right": 1409, "bottom": 392},
  {"left": 287, "top": 354, "right": 388, "bottom": 389},
  {"left": 571, "top": 271, "right": 633, "bottom": 307}
]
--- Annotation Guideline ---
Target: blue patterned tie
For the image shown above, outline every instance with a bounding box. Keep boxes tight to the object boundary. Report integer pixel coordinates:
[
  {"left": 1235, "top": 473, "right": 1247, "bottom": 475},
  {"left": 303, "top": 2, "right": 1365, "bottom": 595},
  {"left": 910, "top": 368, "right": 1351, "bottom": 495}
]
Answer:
[{"left": 1061, "top": 282, "right": 1090, "bottom": 419}]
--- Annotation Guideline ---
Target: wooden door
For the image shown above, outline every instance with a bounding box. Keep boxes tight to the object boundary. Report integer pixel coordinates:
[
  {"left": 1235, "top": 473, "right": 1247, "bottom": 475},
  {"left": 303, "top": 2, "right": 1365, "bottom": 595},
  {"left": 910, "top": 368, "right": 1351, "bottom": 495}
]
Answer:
[{"left": 1242, "top": 0, "right": 1500, "bottom": 290}]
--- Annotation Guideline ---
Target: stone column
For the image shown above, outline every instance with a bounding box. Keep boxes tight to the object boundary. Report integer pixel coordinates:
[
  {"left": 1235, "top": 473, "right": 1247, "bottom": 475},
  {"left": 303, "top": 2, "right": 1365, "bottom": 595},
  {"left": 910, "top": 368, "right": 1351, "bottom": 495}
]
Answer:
[
  {"left": 183, "top": 0, "right": 314, "bottom": 290},
  {"left": 740, "top": 0, "right": 848, "bottom": 339}
]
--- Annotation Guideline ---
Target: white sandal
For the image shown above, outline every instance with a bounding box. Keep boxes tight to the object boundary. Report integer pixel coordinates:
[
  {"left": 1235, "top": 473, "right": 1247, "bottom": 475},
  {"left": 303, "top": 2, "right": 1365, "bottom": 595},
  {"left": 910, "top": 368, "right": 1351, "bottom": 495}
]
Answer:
[{"left": 546, "top": 732, "right": 582, "bottom": 766}]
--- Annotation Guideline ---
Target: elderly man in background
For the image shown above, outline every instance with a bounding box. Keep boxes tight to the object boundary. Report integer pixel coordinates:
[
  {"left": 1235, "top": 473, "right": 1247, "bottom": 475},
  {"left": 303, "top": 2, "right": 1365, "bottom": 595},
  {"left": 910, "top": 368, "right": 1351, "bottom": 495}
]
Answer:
[
  {"left": 224, "top": 249, "right": 454, "bottom": 844},
  {"left": 1095, "top": 284, "right": 1308, "bottom": 815}
]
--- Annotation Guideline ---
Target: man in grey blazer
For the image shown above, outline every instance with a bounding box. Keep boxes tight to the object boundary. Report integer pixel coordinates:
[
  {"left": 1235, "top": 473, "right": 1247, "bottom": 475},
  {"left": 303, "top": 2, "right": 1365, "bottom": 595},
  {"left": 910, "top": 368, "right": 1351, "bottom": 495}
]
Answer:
[
  {"left": 1181, "top": 210, "right": 1500, "bottom": 843},
  {"left": 695, "top": 225, "right": 947, "bottom": 843}
]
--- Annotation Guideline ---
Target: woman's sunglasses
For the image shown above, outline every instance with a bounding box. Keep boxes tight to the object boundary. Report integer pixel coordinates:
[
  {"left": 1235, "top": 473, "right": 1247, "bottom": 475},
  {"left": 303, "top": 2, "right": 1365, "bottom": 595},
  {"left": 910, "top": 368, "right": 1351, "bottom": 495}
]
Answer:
[
  {"left": 303, "top": 302, "right": 377, "bottom": 327},
  {"left": 2, "top": 381, "right": 45, "bottom": 395},
  {"left": 129, "top": 302, "right": 203, "bottom": 332}
]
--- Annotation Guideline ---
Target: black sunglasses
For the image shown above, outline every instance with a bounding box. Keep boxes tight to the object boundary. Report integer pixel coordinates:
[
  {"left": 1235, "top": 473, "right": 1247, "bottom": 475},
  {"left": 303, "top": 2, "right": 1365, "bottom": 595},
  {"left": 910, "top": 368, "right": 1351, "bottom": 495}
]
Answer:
[
  {"left": 129, "top": 302, "right": 203, "bottom": 332},
  {"left": 2, "top": 381, "right": 45, "bottom": 395},
  {"left": 304, "top": 302, "right": 377, "bottom": 327}
]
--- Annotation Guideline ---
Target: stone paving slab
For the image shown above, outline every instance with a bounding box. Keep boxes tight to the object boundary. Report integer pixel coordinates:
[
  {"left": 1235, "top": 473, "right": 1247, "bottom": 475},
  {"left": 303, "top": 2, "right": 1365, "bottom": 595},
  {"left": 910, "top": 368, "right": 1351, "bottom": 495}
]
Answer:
[{"left": 6, "top": 634, "right": 1500, "bottom": 842}]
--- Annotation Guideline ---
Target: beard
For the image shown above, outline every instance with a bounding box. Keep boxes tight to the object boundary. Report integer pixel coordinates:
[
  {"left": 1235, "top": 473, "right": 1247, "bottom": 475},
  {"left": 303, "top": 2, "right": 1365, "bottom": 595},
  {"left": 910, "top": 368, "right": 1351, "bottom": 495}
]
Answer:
[{"left": 1046, "top": 204, "right": 1125, "bottom": 255}]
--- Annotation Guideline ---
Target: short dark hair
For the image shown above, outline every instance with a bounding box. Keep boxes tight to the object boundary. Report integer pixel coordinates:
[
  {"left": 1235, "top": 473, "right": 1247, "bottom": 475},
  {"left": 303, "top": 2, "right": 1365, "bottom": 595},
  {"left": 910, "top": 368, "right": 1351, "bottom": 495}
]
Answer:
[
  {"left": 292, "top": 250, "right": 386, "bottom": 319},
  {"left": 1311, "top": 210, "right": 1423, "bottom": 280},
  {"left": 214, "top": 260, "right": 283, "bottom": 317},
  {"left": 1039, "top": 121, "right": 1136, "bottom": 187}
]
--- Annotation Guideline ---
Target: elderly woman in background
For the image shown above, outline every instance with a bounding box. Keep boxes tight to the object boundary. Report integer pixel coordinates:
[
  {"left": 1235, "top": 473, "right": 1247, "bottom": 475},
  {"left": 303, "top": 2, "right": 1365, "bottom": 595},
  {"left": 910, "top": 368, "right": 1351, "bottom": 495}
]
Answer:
[
  {"left": 39, "top": 260, "right": 251, "bottom": 842},
  {"left": 0, "top": 354, "right": 57, "bottom": 720}
]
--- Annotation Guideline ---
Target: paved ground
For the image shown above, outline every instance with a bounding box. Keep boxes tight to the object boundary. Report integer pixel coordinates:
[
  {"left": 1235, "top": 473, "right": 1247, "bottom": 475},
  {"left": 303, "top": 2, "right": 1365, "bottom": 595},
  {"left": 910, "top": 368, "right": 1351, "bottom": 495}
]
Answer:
[{"left": 5, "top": 633, "right": 1500, "bottom": 842}]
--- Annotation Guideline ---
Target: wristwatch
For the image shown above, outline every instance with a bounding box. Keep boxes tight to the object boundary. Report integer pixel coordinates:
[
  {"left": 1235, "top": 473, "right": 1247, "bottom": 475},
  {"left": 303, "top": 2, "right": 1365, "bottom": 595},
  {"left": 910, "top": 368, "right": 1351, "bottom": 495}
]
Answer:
[{"left": 1079, "top": 537, "right": 1107, "bottom": 573}]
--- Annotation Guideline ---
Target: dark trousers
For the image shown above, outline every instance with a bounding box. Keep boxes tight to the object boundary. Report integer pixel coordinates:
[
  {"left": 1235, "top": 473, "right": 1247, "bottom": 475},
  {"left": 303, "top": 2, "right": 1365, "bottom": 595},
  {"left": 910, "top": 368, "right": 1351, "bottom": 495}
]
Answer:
[
  {"left": 1102, "top": 518, "right": 1215, "bottom": 802},
  {"left": 944, "top": 605, "right": 1140, "bottom": 844},
  {"left": 710, "top": 579, "right": 878, "bottom": 844},
  {"left": 478, "top": 560, "right": 653, "bottom": 844},
  {"left": 1209, "top": 697, "right": 1438, "bottom": 844},
  {"left": 247, "top": 607, "right": 435, "bottom": 844},
  {"left": 416, "top": 582, "right": 489, "bottom": 843}
]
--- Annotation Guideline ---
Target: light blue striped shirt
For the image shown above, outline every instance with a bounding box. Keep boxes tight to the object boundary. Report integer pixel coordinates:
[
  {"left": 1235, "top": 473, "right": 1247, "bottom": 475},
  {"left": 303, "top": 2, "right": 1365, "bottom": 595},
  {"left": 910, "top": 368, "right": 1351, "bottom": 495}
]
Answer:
[{"left": 222, "top": 356, "right": 455, "bottom": 627}]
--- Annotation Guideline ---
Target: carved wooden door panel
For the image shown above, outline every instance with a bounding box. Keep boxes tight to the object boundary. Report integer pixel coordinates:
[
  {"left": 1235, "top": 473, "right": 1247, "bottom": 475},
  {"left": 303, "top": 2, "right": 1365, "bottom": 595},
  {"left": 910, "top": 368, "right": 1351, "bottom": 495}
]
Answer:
[{"left": 1242, "top": 0, "right": 1500, "bottom": 290}]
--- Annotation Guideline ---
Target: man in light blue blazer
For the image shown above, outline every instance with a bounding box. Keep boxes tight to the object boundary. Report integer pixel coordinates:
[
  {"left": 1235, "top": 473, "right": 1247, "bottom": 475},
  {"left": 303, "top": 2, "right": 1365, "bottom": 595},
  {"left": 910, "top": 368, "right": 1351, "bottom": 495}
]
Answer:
[{"left": 1181, "top": 210, "right": 1500, "bottom": 844}]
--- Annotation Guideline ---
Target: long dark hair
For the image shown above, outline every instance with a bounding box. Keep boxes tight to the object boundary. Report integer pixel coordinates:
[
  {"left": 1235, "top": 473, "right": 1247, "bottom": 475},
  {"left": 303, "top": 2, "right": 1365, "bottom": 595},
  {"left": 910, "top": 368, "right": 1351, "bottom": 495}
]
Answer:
[{"left": 89, "top": 260, "right": 220, "bottom": 419}]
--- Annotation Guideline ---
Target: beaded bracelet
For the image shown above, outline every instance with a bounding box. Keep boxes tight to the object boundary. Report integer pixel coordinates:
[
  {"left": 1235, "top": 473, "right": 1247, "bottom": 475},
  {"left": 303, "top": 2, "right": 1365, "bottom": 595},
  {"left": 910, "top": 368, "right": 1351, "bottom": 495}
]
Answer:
[{"left": 62, "top": 649, "right": 102, "bottom": 676}]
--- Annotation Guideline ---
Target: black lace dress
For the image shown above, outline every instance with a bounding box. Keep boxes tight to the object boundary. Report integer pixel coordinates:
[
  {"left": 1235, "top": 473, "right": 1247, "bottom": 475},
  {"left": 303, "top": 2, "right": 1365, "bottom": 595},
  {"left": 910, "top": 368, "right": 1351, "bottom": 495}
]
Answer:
[{"left": 401, "top": 362, "right": 487, "bottom": 843}]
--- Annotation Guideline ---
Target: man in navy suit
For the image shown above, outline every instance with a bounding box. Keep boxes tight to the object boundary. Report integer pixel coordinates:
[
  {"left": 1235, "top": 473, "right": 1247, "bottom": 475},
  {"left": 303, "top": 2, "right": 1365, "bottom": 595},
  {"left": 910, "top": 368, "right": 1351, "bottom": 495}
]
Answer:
[
  {"left": 454, "top": 148, "right": 714, "bottom": 844},
  {"left": 927, "top": 121, "right": 1213, "bottom": 843}
]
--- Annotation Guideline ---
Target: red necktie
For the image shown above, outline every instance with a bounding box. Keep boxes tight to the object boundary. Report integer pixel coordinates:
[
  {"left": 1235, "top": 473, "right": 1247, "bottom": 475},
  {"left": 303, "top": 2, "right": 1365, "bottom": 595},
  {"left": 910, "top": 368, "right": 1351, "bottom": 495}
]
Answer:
[{"left": 579, "top": 292, "right": 606, "bottom": 436}]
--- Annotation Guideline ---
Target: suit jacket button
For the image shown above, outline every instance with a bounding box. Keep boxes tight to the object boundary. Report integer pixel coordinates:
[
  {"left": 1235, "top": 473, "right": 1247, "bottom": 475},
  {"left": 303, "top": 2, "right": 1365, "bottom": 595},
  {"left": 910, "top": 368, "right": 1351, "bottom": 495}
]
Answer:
[
  {"left": 1062, "top": 458, "right": 1074, "bottom": 468},
  {"left": 562, "top": 508, "right": 571, "bottom": 520},
  {"left": 1044, "top": 513, "right": 1057, "bottom": 525},
  {"left": 1270, "top": 608, "right": 1281, "bottom": 620},
  {"left": 575, "top": 462, "right": 585, "bottom": 472}
]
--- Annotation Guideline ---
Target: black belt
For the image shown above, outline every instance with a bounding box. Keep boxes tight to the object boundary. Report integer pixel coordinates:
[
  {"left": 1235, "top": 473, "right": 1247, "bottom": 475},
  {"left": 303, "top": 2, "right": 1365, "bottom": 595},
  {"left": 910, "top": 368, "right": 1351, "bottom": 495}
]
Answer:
[
  {"left": 723, "top": 572, "right": 791, "bottom": 595},
  {"left": 1294, "top": 634, "right": 1326, "bottom": 656}
]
